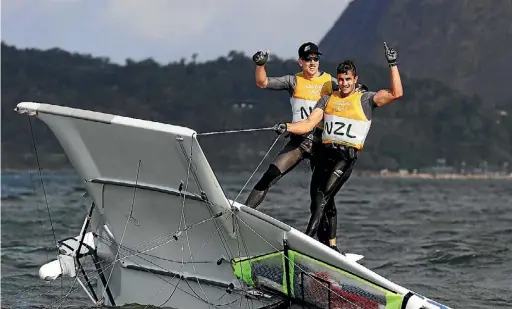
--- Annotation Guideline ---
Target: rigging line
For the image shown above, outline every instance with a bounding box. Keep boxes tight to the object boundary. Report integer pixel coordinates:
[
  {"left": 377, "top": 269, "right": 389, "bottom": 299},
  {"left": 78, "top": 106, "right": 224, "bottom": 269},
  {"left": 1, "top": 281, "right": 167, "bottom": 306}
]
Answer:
[
  {"left": 5, "top": 261, "right": 98, "bottom": 306},
  {"left": 176, "top": 137, "right": 251, "bottom": 303},
  {"left": 27, "top": 116, "right": 59, "bottom": 250},
  {"left": 27, "top": 115, "right": 64, "bottom": 300},
  {"left": 92, "top": 214, "right": 235, "bottom": 307},
  {"left": 197, "top": 127, "right": 274, "bottom": 136},
  {"left": 183, "top": 279, "right": 238, "bottom": 307},
  {"left": 102, "top": 159, "right": 142, "bottom": 300},
  {"left": 89, "top": 209, "right": 229, "bottom": 280},
  {"left": 152, "top": 277, "right": 181, "bottom": 308},
  {"left": 234, "top": 217, "right": 252, "bottom": 309},
  {"left": 230, "top": 134, "right": 281, "bottom": 205},
  {"left": 95, "top": 210, "right": 226, "bottom": 264},
  {"left": 175, "top": 139, "right": 256, "bottom": 309},
  {"left": 26, "top": 168, "right": 50, "bottom": 264},
  {"left": 206, "top": 134, "right": 363, "bottom": 307},
  {"left": 55, "top": 275, "right": 80, "bottom": 309},
  {"left": 15, "top": 258, "right": 105, "bottom": 308},
  {"left": 176, "top": 139, "right": 237, "bottom": 262},
  {"left": 227, "top": 212, "right": 366, "bottom": 309},
  {"left": 1, "top": 281, "right": 51, "bottom": 301},
  {"left": 179, "top": 132, "right": 195, "bottom": 269},
  {"left": 53, "top": 254, "right": 101, "bottom": 309},
  {"left": 155, "top": 276, "right": 181, "bottom": 308},
  {"left": 176, "top": 137, "right": 255, "bottom": 309},
  {"left": 181, "top": 132, "right": 213, "bottom": 308},
  {"left": 27, "top": 231, "right": 255, "bottom": 309},
  {"left": 109, "top": 237, "right": 243, "bottom": 308},
  {"left": 11, "top": 277, "right": 74, "bottom": 307}
]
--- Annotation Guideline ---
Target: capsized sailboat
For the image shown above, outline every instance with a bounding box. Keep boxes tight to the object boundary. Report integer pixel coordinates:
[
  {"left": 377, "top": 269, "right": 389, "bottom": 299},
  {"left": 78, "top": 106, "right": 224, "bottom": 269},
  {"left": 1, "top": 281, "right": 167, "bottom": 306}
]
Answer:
[{"left": 15, "top": 102, "right": 452, "bottom": 309}]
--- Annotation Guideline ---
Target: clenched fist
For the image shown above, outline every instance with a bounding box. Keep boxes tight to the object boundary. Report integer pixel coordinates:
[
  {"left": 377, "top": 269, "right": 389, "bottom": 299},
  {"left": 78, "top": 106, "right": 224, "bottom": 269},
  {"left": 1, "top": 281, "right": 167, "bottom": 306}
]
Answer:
[{"left": 253, "top": 51, "right": 269, "bottom": 66}]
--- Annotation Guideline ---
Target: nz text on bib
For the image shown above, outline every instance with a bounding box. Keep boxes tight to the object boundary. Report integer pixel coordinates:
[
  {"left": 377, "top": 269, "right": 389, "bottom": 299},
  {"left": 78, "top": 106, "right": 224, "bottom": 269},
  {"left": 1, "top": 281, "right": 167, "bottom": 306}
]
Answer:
[{"left": 290, "top": 73, "right": 333, "bottom": 125}]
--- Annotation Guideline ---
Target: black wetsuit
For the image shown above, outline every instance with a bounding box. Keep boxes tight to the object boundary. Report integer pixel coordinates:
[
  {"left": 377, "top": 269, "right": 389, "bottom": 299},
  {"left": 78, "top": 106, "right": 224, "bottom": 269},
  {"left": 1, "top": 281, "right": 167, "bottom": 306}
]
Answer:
[
  {"left": 246, "top": 131, "right": 336, "bottom": 244},
  {"left": 304, "top": 91, "right": 378, "bottom": 238},
  {"left": 245, "top": 73, "right": 338, "bottom": 244},
  {"left": 304, "top": 144, "right": 357, "bottom": 237}
]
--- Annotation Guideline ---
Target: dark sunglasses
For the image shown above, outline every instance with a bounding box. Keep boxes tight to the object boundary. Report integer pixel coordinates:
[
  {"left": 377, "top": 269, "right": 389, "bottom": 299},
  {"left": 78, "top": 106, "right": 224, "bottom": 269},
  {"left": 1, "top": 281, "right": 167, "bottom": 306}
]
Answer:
[{"left": 303, "top": 56, "right": 320, "bottom": 62}]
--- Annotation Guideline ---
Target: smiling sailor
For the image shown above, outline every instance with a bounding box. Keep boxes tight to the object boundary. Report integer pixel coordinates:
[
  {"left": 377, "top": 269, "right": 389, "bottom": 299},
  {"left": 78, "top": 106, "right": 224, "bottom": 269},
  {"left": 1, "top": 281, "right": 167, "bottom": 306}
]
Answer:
[
  {"left": 272, "top": 42, "right": 404, "bottom": 246},
  {"left": 247, "top": 42, "right": 367, "bottom": 251}
]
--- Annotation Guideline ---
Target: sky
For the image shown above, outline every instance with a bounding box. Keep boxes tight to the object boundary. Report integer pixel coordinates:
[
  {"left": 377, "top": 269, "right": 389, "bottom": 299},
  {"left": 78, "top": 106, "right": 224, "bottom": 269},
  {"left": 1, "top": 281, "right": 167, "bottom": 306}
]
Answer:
[{"left": 1, "top": 0, "right": 352, "bottom": 65}]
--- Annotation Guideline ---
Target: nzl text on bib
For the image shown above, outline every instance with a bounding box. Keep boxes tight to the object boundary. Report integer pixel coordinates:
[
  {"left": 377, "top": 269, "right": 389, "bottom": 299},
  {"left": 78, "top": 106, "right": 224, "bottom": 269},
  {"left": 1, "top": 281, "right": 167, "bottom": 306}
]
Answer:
[{"left": 321, "top": 92, "right": 372, "bottom": 150}]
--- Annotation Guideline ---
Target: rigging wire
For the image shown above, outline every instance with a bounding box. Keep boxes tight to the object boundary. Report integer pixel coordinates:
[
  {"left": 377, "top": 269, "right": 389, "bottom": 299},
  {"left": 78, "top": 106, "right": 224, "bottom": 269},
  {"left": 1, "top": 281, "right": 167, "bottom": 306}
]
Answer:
[
  {"left": 176, "top": 136, "right": 255, "bottom": 309},
  {"left": 21, "top": 216, "right": 235, "bottom": 309},
  {"left": 197, "top": 127, "right": 274, "bottom": 136},
  {"left": 92, "top": 222, "right": 249, "bottom": 308},
  {"left": 176, "top": 133, "right": 213, "bottom": 308},
  {"left": 200, "top": 129, "right": 368, "bottom": 308},
  {"left": 27, "top": 115, "right": 64, "bottom": 301},
  {"left": 27, "top": 116, "right": 59, "bottom": 251},
  {"left": 19, "top": 116, "right": 364, "bottom": 308},
  {"left": 102, "top": 159, "right": 142, "bottom": 300},
  {"left": 227, "top": 209, "right": 367, "bottom": 309},
  {"left": 176, "top": 140, "right": 239, "bottom": 260},
  {"left": 27, "top": 248, "right": 237, "bottom": 309},
  {"left": 191, "top": 128, "right": 368, "bottom": 308},
  {"left": 229, "top": 134, "right": 281, "bottom": 205}
]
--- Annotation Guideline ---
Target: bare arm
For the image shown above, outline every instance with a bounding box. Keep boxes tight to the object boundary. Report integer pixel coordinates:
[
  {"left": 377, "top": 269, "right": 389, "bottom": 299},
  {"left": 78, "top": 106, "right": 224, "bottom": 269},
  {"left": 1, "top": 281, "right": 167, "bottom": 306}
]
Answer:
[
  {"left": 373, "top": 64, "right": 403, "bottom": 106},
  {"left": 287, "top": 108, "right": 324, "bottom": 134},
  {"left": 255, "top": 65, "right": 269, "bottom": 88},
  {"left": 254, "top": 50, "right": 270, "bottom": 88}
]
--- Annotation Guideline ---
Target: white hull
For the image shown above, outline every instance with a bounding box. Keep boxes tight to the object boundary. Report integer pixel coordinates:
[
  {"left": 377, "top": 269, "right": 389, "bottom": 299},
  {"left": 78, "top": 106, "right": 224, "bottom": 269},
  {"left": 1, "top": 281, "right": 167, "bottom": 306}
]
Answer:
[{"left": 17, "top": 102, "right": 453, "bottom": 309}]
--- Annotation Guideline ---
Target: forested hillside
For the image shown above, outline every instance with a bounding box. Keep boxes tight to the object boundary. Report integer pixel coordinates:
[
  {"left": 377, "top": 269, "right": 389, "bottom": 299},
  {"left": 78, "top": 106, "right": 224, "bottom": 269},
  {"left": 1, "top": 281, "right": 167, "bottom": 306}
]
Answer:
[
  {"left": 319, "top": 0, "right": 512, "bottom": 108},
  {"left": 2, "top": 43, "right": 511, "bottom": 171}
]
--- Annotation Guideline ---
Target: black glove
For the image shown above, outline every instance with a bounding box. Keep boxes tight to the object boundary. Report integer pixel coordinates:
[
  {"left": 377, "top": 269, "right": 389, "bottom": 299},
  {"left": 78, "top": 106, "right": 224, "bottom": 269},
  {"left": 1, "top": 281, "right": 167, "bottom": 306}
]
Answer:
[
  {"left": 253, "top": 51, "right": 269, "bottom": 66},
  {"left": 383, "top": 42, "right": 397, "bottom": 67},
  {"left": 272, "top": 123, "right": 287, "bottom": 135}
]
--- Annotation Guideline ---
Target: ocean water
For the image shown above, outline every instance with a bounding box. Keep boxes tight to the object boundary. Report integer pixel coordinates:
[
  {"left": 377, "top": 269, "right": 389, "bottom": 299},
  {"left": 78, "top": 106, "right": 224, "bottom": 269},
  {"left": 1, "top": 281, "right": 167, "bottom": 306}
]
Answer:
[{"left": 1, "top": 169, "right": 511, "bottom": 309}]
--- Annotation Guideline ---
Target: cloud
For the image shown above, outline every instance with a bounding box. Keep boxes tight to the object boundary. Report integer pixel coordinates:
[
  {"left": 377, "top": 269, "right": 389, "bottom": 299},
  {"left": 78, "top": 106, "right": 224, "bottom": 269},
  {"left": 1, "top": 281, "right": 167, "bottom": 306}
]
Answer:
[
  {"left": 100, "top": 0, "right": 225, "bottom": 41},
  {"left": 1, "top": 0, "right": 352, "bottom": 63}
]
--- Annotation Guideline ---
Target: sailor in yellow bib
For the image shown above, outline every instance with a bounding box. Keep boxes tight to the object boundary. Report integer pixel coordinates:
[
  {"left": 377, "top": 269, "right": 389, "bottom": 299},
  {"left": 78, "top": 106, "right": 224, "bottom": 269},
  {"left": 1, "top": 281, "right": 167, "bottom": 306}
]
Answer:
[
  {"left": 290, "top": 71, "right": 333, "bottom": 128},
  {"left": 246, "top": 42, "right": 338, "bottom": 213},
  {"left": 248, "top": 42, "right": 353, "bottom": 252},
  {"left": 272, "top": 42, "right": 404, "bottom": 246},
  {"left": 321, "top": 90, "right": 373, "bottom": 150},
  {"left": 248, "top": 42, "right": 370, "bottom": 252}
]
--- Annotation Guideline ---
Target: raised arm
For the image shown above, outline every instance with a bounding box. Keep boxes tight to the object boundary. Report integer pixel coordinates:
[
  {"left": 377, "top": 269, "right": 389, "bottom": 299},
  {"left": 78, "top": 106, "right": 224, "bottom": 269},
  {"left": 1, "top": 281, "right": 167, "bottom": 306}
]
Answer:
[
  {"left": 373, "top": 42, "right": 403, "bottom": 106},
  {"left": 253, "top": 50, "right": 270, "bottom": 88},
  {"left": 252, "top": 50, "right": 295, "bottom": 93}
]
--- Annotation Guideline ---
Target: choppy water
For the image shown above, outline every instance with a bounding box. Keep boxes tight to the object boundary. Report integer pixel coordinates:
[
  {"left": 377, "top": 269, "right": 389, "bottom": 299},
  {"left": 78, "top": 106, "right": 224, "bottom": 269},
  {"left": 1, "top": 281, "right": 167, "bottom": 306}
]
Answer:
[{"left": 2, "top": 170, "right": 512, "bottom": 309}]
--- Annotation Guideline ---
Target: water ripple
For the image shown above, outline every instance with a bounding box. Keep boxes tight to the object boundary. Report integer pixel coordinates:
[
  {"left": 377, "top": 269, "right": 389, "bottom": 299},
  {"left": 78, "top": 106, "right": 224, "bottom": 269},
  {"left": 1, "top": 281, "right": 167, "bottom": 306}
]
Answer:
[{"left": 2, "top": 170, "right": 511, "bottom": 309}]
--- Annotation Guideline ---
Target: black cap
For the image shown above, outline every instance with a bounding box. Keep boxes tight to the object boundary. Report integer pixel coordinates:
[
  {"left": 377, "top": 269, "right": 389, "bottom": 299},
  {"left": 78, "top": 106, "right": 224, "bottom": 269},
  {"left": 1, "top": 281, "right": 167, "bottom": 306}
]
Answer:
[{"left": 298, "top": 42, "right": 323, "bottom": 58}]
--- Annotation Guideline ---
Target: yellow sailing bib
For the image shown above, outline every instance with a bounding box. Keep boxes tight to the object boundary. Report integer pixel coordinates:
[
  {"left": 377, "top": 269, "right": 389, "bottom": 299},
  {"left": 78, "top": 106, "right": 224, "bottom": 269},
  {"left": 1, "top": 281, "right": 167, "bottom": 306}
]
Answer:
[
  {"left": 322, "top": 92, "right": 372, "bottom": 150},
  {"left": 290, "top": 72, "right": 333, "bottom": 129}
]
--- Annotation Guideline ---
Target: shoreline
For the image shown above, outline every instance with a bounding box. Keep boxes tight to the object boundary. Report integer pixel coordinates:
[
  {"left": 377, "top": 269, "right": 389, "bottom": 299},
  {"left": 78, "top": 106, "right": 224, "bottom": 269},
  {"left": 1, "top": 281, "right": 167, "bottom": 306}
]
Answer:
[
  {"left": 2, "top": 168, "right": 511, "bottom": 180},
  {"left": 360, "top": 172, "right": 512, "bottom": 180}
]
